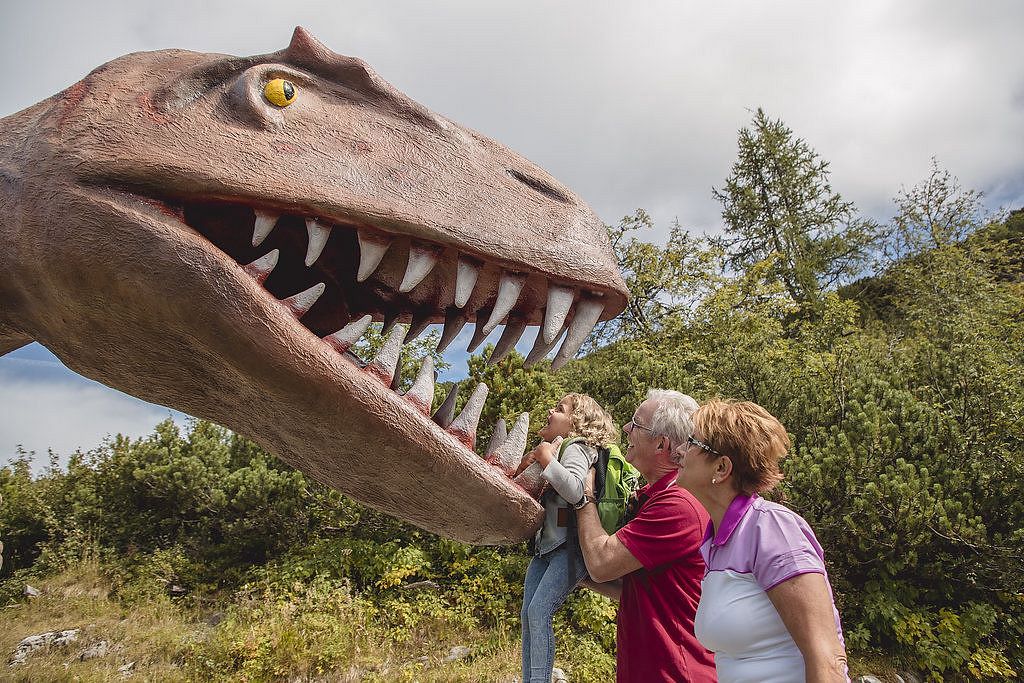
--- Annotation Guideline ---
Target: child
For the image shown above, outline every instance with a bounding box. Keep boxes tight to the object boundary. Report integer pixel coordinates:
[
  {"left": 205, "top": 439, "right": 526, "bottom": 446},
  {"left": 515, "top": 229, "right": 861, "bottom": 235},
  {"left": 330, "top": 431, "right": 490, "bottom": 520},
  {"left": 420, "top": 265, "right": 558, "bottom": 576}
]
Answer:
[{"left": 517, "top": 393, "right": 619, "bottom": 683}]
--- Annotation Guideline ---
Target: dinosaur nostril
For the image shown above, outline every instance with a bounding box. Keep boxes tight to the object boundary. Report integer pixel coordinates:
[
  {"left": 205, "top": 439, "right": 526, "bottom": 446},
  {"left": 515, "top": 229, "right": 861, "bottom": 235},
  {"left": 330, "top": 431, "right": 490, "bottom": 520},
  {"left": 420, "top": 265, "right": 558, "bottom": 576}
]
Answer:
[{"left": 507, "top": 169, "right": 571, "bottom": 204}]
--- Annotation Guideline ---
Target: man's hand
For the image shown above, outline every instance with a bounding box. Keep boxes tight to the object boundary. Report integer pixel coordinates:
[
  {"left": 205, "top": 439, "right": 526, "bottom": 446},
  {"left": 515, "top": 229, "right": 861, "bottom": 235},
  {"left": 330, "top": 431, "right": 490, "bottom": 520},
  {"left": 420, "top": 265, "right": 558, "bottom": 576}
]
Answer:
[{"left": 576, "top": 466, "right": 644, "bottom": 583}]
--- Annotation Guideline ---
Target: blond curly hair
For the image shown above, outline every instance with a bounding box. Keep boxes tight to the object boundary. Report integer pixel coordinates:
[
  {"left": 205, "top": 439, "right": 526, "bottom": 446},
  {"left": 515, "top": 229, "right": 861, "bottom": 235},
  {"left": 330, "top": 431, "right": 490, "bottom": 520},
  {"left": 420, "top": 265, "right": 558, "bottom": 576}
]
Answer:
[{"left": 562, "top": 393, "right": 619, "bottom": 448}]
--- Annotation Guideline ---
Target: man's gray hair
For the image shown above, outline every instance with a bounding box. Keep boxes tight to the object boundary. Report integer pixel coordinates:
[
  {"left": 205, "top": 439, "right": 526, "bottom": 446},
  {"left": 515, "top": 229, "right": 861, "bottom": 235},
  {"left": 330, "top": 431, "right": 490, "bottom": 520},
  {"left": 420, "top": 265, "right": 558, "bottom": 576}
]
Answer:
[{"left": 646, "top": 388, "right": 699, "bottom": 448}]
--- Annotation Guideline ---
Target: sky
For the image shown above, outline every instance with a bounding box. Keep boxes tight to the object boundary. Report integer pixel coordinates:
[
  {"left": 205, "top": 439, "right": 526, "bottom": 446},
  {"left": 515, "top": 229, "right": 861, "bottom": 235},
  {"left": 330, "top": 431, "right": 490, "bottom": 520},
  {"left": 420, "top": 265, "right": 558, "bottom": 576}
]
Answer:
[{"left": 2, "top": 0, "right": 1023, "bottom": 469}]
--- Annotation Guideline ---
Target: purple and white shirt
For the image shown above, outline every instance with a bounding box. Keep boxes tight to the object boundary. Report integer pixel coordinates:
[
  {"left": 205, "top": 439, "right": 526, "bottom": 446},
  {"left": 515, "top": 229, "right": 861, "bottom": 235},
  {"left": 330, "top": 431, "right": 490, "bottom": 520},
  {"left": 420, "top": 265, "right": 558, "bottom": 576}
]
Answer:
[{"left": 694, "top": 494, "right": 847, "bottom": 683}]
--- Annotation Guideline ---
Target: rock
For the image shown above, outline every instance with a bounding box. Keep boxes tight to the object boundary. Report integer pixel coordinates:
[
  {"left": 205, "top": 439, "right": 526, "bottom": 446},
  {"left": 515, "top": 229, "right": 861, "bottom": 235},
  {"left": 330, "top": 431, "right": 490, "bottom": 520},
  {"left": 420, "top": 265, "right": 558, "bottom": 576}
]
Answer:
[
  {"left": 443, "top": 645, "right": 472, "bottom": 662},
  {"left": 78, "top": 640, "right": 109, "bottom": 661},
  {"left": 118, "top": 661, "right": 136, "bottom": 677},
  {"left": 400, "top": 580, "right": 440, "bottom": 591},
  {"left": 552, "top": 667, "right": 568, "bottom": 682},
  {"left": 895, "top": 674, "right": 922, "bottom": 683},
  {"left": 855, "top": 677, "right": 884, "bottom": 683},
  {"left": 168, "top": 584, "right": 187, "bottom": 596},
  {"left": 23, "top": 584, "right": 40, "bottom": 598},
  {"left": 8, "top": 629, "right": 80, "bottom": 666}
]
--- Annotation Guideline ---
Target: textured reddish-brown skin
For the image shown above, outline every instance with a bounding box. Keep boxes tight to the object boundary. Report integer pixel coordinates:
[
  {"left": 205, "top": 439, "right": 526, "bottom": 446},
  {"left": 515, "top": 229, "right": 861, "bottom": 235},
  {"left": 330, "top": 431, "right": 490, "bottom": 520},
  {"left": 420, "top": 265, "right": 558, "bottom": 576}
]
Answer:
[{"left": 0, "top": 28, "right": 628, "bottom": 544}]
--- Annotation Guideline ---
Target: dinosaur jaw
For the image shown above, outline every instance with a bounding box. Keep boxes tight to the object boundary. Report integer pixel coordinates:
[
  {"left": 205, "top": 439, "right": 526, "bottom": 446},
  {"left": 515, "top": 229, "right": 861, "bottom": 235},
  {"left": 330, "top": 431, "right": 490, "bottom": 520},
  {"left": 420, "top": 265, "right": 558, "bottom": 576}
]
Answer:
[{"left": 33, "top": 185, "right": 616, "bottom": 543}]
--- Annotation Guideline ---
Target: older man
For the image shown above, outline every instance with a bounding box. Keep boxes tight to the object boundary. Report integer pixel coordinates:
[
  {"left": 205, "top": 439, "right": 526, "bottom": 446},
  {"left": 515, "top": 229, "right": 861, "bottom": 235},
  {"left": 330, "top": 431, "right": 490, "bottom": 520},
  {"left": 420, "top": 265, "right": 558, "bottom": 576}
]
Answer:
[{"left": 575, "top": 389, "right": 716, "bottom": 682}]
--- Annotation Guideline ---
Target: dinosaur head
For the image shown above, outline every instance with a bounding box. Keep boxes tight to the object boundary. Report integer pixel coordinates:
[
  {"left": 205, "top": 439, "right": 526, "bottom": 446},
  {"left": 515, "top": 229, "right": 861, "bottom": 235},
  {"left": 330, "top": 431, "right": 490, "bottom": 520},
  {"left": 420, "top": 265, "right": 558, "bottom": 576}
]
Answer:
[{"left": 0, "top": 28, "right": 627, "bottom": 544}]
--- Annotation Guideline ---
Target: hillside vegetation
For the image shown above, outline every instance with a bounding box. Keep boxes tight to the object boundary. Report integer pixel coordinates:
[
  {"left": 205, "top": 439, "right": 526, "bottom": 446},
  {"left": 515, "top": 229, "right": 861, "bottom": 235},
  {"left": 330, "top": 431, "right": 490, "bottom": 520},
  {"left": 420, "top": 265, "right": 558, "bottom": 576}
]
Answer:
[{"left": 2, "top": 111, "right": 1022, "bottom": 681}]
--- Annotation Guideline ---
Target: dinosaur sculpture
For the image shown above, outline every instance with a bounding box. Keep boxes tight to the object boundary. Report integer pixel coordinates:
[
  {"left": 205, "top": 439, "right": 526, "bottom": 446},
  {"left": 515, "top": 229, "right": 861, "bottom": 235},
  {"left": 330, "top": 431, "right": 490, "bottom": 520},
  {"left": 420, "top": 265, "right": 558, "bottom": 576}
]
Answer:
[{"left": 0, "top": 28, "right": 627, "bottom": 544}]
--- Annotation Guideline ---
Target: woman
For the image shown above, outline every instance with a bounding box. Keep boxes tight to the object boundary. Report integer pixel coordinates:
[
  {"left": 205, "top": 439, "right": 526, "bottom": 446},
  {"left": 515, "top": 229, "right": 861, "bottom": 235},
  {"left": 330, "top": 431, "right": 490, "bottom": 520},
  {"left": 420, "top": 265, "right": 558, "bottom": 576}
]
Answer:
[
  {"left": 517, "top": 393, "right": 619, "bottom": 683},
  {"left": 673, "top": 399, "right": 848, "bottom": 683}
]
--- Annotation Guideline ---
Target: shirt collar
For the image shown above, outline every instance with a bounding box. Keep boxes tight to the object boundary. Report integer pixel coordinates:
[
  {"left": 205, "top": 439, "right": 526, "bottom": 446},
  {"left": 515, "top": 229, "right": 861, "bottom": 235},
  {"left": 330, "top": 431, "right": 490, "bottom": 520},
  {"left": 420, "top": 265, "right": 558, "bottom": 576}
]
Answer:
[
  {"left": 710, "top": 493, "right": 758, "bottom": 547},
  {"left": 640, "top": 471, "right": 678, "bottom": 497}
]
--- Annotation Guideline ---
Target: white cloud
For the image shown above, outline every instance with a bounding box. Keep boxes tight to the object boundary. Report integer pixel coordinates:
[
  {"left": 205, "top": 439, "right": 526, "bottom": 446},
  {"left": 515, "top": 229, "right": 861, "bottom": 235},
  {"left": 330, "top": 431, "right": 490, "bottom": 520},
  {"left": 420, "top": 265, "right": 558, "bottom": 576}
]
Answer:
[{"left": 0, "top": 356, "right": 189, "bottom": 472}]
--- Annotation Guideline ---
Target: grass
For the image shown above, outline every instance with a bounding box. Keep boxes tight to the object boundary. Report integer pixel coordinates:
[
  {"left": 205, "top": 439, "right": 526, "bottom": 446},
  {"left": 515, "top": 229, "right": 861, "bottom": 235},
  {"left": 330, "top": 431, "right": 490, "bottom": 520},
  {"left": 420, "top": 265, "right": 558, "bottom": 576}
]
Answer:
[{"left": 1, "top": 559, "right": 911, "bottom": 682}]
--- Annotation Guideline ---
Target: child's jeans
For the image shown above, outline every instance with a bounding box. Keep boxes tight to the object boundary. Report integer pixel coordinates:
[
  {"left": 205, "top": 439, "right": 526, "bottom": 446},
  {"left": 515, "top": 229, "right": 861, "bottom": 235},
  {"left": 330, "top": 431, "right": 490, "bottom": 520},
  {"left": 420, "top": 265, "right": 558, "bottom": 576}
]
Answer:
[{"left": 521, "top": 543, "right": 589, "bottom": 683}]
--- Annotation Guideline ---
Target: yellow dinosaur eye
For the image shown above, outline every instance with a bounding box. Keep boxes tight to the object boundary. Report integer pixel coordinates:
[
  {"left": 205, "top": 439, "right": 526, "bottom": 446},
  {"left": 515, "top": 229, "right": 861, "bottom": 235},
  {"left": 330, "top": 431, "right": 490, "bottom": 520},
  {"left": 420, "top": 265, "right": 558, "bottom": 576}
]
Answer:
[{"left": 264, "top": 78, "right": 297, "bottom": 107}]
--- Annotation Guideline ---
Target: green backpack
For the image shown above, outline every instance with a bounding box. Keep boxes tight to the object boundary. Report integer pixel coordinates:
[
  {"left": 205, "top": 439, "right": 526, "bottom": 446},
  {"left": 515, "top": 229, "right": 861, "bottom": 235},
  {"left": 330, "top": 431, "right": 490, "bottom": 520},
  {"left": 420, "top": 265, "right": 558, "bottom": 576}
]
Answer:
[{"left": 559, "top": 438, "right": 642, "bottom": 534}]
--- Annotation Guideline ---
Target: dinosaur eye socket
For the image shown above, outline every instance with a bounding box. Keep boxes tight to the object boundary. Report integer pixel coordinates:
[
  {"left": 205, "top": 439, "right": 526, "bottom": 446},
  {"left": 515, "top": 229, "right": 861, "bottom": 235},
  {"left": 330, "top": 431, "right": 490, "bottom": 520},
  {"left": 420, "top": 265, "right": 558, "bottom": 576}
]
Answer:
[{"left": 264, "top": 78, "right": 297, "bottom": 107}]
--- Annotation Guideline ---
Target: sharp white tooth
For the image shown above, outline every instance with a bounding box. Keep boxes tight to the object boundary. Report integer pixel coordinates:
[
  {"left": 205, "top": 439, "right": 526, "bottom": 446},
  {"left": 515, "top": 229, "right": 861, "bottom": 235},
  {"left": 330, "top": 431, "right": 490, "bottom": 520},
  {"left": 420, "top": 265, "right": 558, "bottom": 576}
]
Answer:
[
  {"left": 486, "top": 412, "right": 530, "bottom": 476},
  {"left": 356, "top": 232, "right": 392, "bottom": 281},
  {"left": 398, "top": 244, "right": 440, "bottom": 293},
  {"left": 542, "top": 284, "right": 575, "bottom": 344},
  {"left": 432, "top": 383, "right": 459, "bottom": 428},
  {"left": 252, "top": 210, "right": 278, "bottom": 247},
  {"left": 524, "top": 322, "right": 566, "bottom": 369},
  {"left": 454, "top": 256, "right": 481, "bottom": 308},
  {"left": 391, "top": 357, "right": 403, "bottom": 390},
  {"left": 437, "top": 308, "right": 467, "bottom": 353},
  {"left": 304, "top": 219, "right": 332, "bottom": 267},
  {"left": 447, "top": 382, "right": 488, "bottom": 449},
  {"left": 366, "top": 323, "right": 407, "bottom": 385},
  {"left": 480, "top": 272, "right": 526, "bottom": 336},
  {"left": 323, "top": 314, "right": 373, "bottom": 355},
  {"left": 405, "top": 313, "right": 432, "bottom": 343},
  {"left": 485, "top": 417, "right": 508, "bottom": 457},
  {"left": 243, "top": 249, "right": 279, "bottom": 285},
  {"left": 487, "top": 317, "right": 527, "bottom": 365},
  {"left": 282, "top": 282, "right": 326, "bottom": 318},
  {"left": 551, "top": 297, "right": 605, "bottom": 371},
  {"left": 404, "top": 356, "right": 436, "bottom": 415}
]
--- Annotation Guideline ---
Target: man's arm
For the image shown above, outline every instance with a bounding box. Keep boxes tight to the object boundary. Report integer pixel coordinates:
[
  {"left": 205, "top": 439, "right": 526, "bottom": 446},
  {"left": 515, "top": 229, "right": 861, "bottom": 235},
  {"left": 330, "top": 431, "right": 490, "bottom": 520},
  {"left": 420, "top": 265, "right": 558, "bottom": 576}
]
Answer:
[
  {"left": 580, "top": 577, "right": 623, "bottom": 601},
  {"left": 575, "top": 476, "right": 643, "bottom": 583}
]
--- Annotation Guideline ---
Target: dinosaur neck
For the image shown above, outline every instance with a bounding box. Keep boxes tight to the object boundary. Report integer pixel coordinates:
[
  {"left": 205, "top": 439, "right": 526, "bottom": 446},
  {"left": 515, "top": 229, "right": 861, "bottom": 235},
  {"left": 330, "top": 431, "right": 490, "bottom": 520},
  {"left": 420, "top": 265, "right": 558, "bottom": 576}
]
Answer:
[{"left": 0, "top": 110, "right": 37, "bottom": 355}]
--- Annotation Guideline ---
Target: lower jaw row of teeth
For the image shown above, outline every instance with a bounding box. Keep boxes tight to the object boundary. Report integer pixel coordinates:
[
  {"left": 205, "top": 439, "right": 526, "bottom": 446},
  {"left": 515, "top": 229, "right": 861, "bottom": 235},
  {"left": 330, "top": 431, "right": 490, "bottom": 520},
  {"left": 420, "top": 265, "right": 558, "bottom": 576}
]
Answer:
[{"left": 240, "top": 246, "right": 562, "bottom": 499}]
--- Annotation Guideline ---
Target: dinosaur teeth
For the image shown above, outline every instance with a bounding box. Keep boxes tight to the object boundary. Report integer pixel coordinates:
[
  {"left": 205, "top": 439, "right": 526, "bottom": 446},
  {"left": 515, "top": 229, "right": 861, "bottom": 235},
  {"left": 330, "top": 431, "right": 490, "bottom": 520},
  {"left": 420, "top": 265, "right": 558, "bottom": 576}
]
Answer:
[
  {"left": 243, "top": 249, "right": 279, "bottom": 285},
  {"left": 542, "top": 284, "right": 575, "bottom": 344},
  {"left": 324, "top": 314, "right": 373, "bottom": 355},
  {"left": 466, "top": 310, "right": 493, "bottom": 354},
  {"left": 551, "top": 297, "right": 605, "bottom": 371},
  {"left": 447, "top": 382, "right": 488, "bottom": 450},
  {"left": 488, "top": 316, "right": 527, "bottom": 365},
  {"left": 513, "top": 462, "right": 547, "bottom": 498},
  {"left": 405, "top": 312, "right": 432, "bottom": 344},
  {"left": 404, "top": 356, "right": 436, "bottom": 415},
  {"left": 432, "top": 384, "right": 459, "bottom": 429},
  {"left": 454, "top": 256, "right": 481, "bottom": 308},
  {"left": 366, "top": 323, "right": 407, "bottom": 385},
  {"left": 252, "top": 209, "right": 278, "bottom": 247},
  {"left": 524, "top": 320, "right": 568, "bottom": 369},
  {"left": 484, "top": 417, "right": 508, "bottom": 459},
  {"left": 399, "top": 244, "right": 440, "bottom": 293},
  {"left": 304, "top": 219, "right": 332, "bottom": 267},
  {"left": 480, "top": 272, "right": 526, "bottom": 336},
  {"left": 282, "top": 282, "right": 326, "bottom": 318},
  {"left": 486, "top": 412, "right": 530, "bottom": 477},
  {"left": 437, "top": 308, "right": 467, "bottom": 353},
  {"left": 356, "top": 232, "right": 392, "bottom": 282}
]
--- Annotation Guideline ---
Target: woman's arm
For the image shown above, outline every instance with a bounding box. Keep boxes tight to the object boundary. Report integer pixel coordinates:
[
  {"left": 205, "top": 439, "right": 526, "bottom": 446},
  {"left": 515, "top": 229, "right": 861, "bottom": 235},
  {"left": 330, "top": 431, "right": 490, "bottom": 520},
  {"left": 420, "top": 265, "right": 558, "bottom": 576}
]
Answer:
[{"left": 766, "top": 573, "right": 848, "bottom": 683}]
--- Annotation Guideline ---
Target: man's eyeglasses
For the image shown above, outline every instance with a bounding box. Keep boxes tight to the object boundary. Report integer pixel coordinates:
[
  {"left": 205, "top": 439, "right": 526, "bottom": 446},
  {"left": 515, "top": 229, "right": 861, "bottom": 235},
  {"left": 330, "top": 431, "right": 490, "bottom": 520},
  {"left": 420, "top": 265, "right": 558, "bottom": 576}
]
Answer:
[
  {"left": 687, "top": 434, "right": 721, "bottom": 456},
  {"left": 624, "top": 416, "right": 655, "bottom": 434}
]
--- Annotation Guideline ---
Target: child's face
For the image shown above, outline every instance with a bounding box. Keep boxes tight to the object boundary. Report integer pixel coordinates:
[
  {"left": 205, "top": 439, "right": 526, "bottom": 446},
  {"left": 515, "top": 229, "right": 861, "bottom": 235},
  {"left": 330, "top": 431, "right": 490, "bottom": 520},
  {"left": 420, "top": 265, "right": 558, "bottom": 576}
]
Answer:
[{"left": 539, "top": 397, "right": 574, "bottom": 441}]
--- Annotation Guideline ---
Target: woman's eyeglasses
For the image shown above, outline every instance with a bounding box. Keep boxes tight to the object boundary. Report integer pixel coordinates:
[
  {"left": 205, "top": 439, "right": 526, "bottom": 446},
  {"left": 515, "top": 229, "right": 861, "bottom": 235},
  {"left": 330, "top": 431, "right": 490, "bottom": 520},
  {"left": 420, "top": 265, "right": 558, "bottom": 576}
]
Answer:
[{"left": 687, "top": 435, "right": 721, "bottom": 456}]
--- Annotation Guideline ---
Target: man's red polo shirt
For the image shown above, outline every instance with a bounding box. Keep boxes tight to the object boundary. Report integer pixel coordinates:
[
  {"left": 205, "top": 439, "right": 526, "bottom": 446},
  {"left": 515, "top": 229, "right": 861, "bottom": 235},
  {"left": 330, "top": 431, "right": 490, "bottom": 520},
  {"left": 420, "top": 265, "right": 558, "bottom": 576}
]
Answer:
[{"left": 615, "top": 472, "right": 716, "bottom": 682}]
